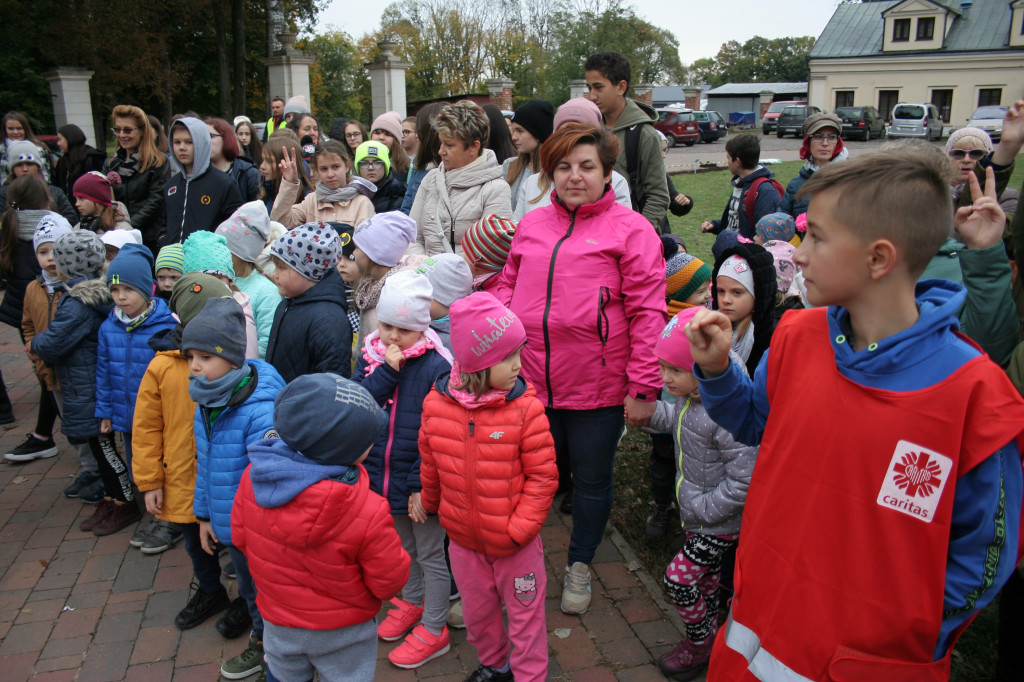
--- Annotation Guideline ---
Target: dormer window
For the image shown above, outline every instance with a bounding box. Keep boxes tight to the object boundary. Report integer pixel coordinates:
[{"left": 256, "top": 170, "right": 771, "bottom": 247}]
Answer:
[
  {"left": 917, "top": 17, "right": 935, "bottom": 40},
  {"left": 893, "top": 18, "right": 911, "bottom": 41}
]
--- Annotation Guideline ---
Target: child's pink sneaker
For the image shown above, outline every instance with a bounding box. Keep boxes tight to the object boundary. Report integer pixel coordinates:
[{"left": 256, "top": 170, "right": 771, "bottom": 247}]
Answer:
[
  {"left": 658, "top": 638, "right": 713, "bottom": 681},
  {"left": 377, "top": 598, "right": 424, "bottom": 642},
  {"left": 387, "top": 624, "right": 451, "bottom": 669}
]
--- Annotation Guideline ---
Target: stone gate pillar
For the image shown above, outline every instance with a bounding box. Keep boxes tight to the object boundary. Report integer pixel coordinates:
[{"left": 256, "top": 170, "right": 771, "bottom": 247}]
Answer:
[
  {"left": 485, "top": 79, "right": 516, "bottom": 111},
  {"left": 366, "top": 39, "right": 412, "bottom": 119},
  {"left": 264, "top": 33, "right": 315, "bottom": 113},
  {"left": 568, "top": 79, "right": 588, "bottom": 100},
  {"left": 43, "top": 68, "right": 97, "bottom": 146},
  {"left": 633, "top": 84, "right": 654, "bottom": 107}
]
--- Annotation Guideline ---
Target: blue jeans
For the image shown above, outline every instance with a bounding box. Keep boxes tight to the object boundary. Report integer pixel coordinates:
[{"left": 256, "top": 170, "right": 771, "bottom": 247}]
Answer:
[
  {"left": 546, "top": 405, "right": 625, "bottom": 566},
  {"left": 181, "top": 523, "right": 224, "bottom": 596},
  {"left": 227, "top": 545, "right": 263, "bottom": 638}
]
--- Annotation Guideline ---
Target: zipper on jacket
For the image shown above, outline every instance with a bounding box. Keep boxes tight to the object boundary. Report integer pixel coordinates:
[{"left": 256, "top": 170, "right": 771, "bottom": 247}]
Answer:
[
  {"left": 469, "top": 419, "right": 474, "bottom": 436},
  {"left": 382, "top": 386, "right": 399, "bottom": 501},
  {"left": 178, "top": 178, "right": 191, "bottom": 242},
  {"left": 542, "top": 210, "right": 576, "bottom": 407},
  {"left": 597, "top": 286, "right": 610, "bottom": 366}
]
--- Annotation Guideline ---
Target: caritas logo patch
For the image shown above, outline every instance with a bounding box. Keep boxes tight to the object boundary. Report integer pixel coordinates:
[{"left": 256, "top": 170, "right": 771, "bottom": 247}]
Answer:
[{"left": 876, "top": 440, "right": 952, "bottom": 523}]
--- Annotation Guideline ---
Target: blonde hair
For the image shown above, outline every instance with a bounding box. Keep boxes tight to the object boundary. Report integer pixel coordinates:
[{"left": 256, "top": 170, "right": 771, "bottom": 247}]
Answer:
[
  {"left": 111, "top": 105, "right": 166, "bottom": 172},
  {"left": 453, "top": 367, "right": 492, "bottom": 397}
]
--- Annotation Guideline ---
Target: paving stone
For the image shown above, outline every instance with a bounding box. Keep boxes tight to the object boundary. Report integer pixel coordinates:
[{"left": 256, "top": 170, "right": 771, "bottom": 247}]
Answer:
[
  {"left": 142, "top": 588, "right": 188, "bottom": 628},
  {"left": 618, "top": 598, "right": 662, "bottom": 624},
  {"left": 129, "top": 626, "right": 180, "bottom": 665},
  {"left": 30, "top": 670, "right": 79, "bottom": 682},
  {"left": 57, "top": 537, "right": 96, "bottom": 554},
  {"left": 630, "top": 619, "right": 681, "bottom": 650},
  {"left": 0, "top": 559, "right": 45, "bottom": 590},
  {"left": 152, "top": 561, "right": 193, "bottom": 593},
  {"left": 23, "top": 525, "right": 66, "bottom": 550},
  {"left": 0, "top": 587, "right": 30, "bottom": 621},
  {"left": 108, "top": 589, "right": 151, "bottom": 604},
  {"left": 573, "top": 666, "right": 620, "bottom": 681},
  {"left": 77, "top": 640, "right": 134, "bottom": 682},
  {"left": 104, "top": 597, "right": 148, "bottom": 615},
  {"left": 0, "top": 651, "right": 38, "bottom": 681},
  {"left": 14, "top": 597, "right": 66, "bottom": 624},
  {"left": 550, "top": 625, "right": 599, "bottom": 672},
  {"left": 593, "top": 561, "right": 642, "bottom": 590},
  {"left": 93, "top": 610, "right": 144, "bottom": 644},
  {"left": 0, "top": 620, "right": 53, "bottom": 654},
  {"left": 583, "top": 607, "right": 634, "bottom": 644},
  {"left": 66, "top": 589, "right": 112, "bottom": 610},
  {"left": 34, "top": 571, "right": 80, "bottom": 590},
  {"left": 616, "top": 663, "right": 689, "bottom": 681},
  {"left": 32, "top": 654, "right": 84, "bottom": 673},
  {"left": 602, "top": 636, "right": 655, "bottom": 667},
  {"left": 49, "top": 605, "right": 102, "bottom": 639},
  {"left": 124, "top": 659, "right": 174, "bottom": 682},
  {"left": 175, "top": 622, "right": 226, "bottom": 667},
  {"left": 44, "top": 550, "right": 90, "bottom": 576},
  {"left": 39, "top": 634, "right": 92, "bottom": 660},
  {"left": 77, "top": 553, "right": 123, "bottom": 584}
]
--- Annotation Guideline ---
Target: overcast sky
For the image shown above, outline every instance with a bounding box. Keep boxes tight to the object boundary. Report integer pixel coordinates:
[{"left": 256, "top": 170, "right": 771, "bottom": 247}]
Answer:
[{"left": 318, "top": 0, "right": 841, "bottom": 65}]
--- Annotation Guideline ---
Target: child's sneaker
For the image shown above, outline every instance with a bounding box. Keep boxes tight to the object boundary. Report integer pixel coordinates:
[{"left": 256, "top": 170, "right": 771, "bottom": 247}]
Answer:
[
  {"left": 78, "top": 478, "right": 105, "bottom": 504},
  {"left": 387, "top": 624, "right": 450, "bottom": 669},
  {"left": 216, "top": 597, "right": 253, "bottom": 639},
  {"left": 658, "top": 638, "right": 714, "bottom": 681},
  {"left": 64, "top": 470, "right": 101, "bottom": 498},
  {"left": 175, "top": 582, "right": 230, "bottom": 630},
  {"left": 220, "top": 632, "right": 264, "bottom": 679},
  {"left": 140, "top": 521, "right": 183, "bottom": 554},
  {"left": 222, "top": 560, "right": 237, "bottom": 579},
  {"left": 645, "top": 502, "right": 677, "bottom": 541},
  {"left": 130, "top": 518, "right": 160, "bottom": 548},
  {"left": 447, "top": 598, "right": 465, "bottom": 629},
  {"left": 561, "top": 562, "right": 592, "bottom": 614},
  {"left": 3, "top": 434, "right": 58, "bottom": 462},
  {"left": 377, "top": 598, "right": 424, "bottom": 641},
  {"left": 465, "top": 664, "right": 514, "bottom": 682}
]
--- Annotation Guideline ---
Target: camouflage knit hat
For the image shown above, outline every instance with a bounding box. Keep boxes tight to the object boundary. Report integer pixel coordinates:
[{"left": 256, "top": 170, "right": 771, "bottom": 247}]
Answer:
[{"left": 53, "top": 231, "right": 105, "bottom": 279}]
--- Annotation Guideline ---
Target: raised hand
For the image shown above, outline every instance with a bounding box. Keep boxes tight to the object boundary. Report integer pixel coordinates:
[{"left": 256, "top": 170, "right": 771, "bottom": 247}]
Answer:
[
  {"left": 955, "top": 165, "right": 1005, "bottom": 251},
  {"left": 993, "top": 98, "right": 1024, "bottom": 163},
  {"left": 278, "top": 145, "right": 299, "bottom": 184},
  {"left": 683, "top": 308, "right": 734, "bottom": 378}
]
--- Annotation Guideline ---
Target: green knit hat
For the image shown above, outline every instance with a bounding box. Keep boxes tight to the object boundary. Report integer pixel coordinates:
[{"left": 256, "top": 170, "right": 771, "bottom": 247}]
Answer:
[
  {"left": 155, "top": 243, "right": 185, "bottom": 274},
  {"left": 183, "top": 231, "right": 235, "bottom": 281},
  {"left": 169, "top": 272, "right": 233, "bottom": 326},
  {"left": 354, "top": 140, "right": 391, "bottom": 176}
]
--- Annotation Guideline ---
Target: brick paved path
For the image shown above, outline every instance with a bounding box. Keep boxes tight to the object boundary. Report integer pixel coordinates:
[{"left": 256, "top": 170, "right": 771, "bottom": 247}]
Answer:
[{"left": 0, "top": 320, "right": 700, "bottom": 681}]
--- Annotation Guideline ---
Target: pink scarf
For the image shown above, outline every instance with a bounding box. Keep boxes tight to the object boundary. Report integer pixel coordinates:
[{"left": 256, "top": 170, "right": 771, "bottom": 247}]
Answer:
[
  {"left": 361, "top": 328, "right": 453, "bottom": 375},
  {"left": 447, "top": 361, "right": 510, "bottom": 410}
]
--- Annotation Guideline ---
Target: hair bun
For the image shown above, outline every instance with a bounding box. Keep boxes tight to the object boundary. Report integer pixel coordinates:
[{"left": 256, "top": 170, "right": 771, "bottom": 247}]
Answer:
[{"left": 106, "top": 171, "right": 122, "bottom": 187}]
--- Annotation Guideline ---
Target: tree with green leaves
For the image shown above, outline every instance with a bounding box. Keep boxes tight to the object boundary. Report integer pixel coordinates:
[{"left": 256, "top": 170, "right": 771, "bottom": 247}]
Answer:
[{"left": 692, "top": 35, "right": 816, "bottom": 87}]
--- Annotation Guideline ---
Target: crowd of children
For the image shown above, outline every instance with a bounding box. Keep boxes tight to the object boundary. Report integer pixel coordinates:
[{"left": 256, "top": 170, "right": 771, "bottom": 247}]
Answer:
[{"left": 1, "top": 78, "right": 1024, "bottom": 682}]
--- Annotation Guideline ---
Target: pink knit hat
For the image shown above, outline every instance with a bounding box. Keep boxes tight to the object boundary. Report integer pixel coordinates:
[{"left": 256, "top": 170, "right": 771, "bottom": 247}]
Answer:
[
  {"left": 370, "top": 111, "right": 404, "bottom": 142},
  {"left": 449, "top": 292, "right": 526, "bottom": 373},
  {"left": 655, "top": 307, "right": 701, "bottom": 372},
  {"left": 553, "top": 98, "right": 602, "bottom": 131}
]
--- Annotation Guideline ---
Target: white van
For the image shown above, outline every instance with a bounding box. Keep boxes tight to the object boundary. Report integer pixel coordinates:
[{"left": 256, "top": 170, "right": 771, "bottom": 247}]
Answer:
[{"left": 887, "top": 103, "right": 943, "bottom": 140}]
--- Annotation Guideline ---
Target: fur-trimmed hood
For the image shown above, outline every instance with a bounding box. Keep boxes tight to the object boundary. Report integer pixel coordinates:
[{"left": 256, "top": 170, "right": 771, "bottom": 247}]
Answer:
[{"left": 66, "top": 277, "right": 113, "bottom": 309}]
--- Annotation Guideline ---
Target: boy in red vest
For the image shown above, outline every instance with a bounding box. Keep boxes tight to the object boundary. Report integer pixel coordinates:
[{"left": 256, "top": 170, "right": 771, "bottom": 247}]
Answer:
[{"left": 685, "top": 150, "right": 1024, "bottom": 681}]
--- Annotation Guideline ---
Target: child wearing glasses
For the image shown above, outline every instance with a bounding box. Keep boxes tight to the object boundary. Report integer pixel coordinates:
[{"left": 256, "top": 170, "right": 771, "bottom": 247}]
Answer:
[{"left": 354, "top": 141, "right": 407, "bottom": 214}]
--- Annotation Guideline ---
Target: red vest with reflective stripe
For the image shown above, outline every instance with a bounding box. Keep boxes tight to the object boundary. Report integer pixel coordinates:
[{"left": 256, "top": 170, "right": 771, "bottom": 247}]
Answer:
[{"left": 709, "top": 308, "right": 1024, "bottom": 681}]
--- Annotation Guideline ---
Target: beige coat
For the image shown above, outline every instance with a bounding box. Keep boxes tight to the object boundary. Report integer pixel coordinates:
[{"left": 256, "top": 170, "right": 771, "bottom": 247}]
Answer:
[
  {"left": 270, "top": 180, "right": 374, "bottom": 228},
  {"left": 407, "top": 149, "right": 511, "bottom": 257}
]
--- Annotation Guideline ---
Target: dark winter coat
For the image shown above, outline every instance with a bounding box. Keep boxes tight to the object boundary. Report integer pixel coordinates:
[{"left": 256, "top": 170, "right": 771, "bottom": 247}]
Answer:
[
  {"left": 0, "top": 239, "right": 41, "bottom": 329},
  {"left": 709, "top": 166, "right": 782, "bottom": 239},
  {"left": 370, "top": 173, "right": 407, "bottom": 214},
  {"left": 103, "top": 148, "right": 172, "bottom": 245},
  {"left": 228, "top": 157, "right": 263, "bottom": 203},
  {"left": 30, "top": 278, "right": 115, "bottom": 443},
  {"left": 54, "top": 147, "right": 106, "bottom": 201},
  {"left": 264, "top": 268, "right": 352, "bottom": 382},
  {"left": 354, "top": 347, "right": 452, "bottom": 515}
]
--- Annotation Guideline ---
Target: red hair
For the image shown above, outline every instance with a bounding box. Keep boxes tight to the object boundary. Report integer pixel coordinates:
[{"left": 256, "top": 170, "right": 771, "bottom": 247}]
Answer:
[
  {"left": 204, "top": 117, "right": 240, "bottom": 162},
  {"left": 539, "top": 122, "right": 619, "bottom": 177}
]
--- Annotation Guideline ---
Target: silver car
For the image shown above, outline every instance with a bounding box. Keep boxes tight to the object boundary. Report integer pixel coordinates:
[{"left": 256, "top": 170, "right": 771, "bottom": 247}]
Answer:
[
  {"left": 965, "top": 107, "right": 1006, "bottom": 142},
  {"left": 887, "top": 103, "right": 943, "bottom": 140}
]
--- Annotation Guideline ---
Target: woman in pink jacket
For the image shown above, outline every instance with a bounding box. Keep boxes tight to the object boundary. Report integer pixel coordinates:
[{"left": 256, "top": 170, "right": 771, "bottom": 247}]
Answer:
[{"left": 493, "top": 123, "right": 666, "bottom": 616}]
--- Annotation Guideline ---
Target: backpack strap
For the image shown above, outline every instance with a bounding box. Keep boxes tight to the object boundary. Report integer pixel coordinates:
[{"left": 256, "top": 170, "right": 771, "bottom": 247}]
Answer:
[
  {"left": 743, "top": 176, "right": 785, "bottom": 227},
  {"left": 625, "top": 125, "right": 642, "bottom": 212}
]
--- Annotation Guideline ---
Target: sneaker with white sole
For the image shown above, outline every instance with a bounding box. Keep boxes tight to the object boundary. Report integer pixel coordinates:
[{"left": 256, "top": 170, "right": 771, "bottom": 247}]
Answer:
[
  {"left": 561, "top": 562, "right": 592, "bottom": 614},
  {"left": 446, "top": 598, "right": 465, "bottom": 629},
  {"left": 220, "top": 632, "right": 263, "bottom": 679},
  {"left": 387, "top": 624, "right": 450, "bottom": 669},
  {"left": 140, "top": 520, "right": 183, "bottom": 554},
  {"left": 130, "top": 518, "right": 161, "bottom": 548},
  {"left": 4, "top": 435, "right": 58, "bottom": 462}
]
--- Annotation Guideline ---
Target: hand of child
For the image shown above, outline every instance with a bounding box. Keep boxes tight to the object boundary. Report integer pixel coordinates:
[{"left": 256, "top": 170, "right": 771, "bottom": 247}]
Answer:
[
  {"left": 199, "top": 520, "right": 219, "bottom": 555},
  {"left": 144, "top": 489, "right": 164, "bottom": 516},
  {"left": 100, "top": 419, "right": 112, "bottom": 434},
  {"left": 385, "top": 344, "right": 404, "bottom": 371},
  {"left": 683, "top": 308, "right": 734, "bottom": 378},
  {"left": 408, "top": 492, "right": 427, "bottom": 523},
  {"left": 624, "top": 395, "right": 655, "bottom": 427},
  {"left": 278, "top": 145, "right": 299, "bottom": 184},
  {"left": 674, "top": 194, "right": 691, "bottom": 207},
  {"left": 24, "top": 342, "right": 37, "bottom": 361},
  {"left": 701, "top": 220, "right": 714, "bottom": 233},
  {"left": 955, "top": 166, "right": 1005, "bottom": 251}
]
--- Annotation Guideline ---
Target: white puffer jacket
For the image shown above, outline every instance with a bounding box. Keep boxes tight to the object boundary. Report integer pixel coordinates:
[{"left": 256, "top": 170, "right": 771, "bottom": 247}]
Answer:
[{"left": 407, "top": 149, "right": 511, "bottom": 257}]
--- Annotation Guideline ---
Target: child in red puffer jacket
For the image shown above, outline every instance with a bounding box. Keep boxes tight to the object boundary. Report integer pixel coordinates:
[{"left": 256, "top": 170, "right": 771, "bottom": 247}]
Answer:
[{"left": 418, "top": 291, "right": 557, "bottom": 682}]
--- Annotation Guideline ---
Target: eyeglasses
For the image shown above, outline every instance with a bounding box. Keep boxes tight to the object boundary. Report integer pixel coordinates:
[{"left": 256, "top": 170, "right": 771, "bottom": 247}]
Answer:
[
  {"left": 810, "top": 134, "right": 839, "bottom": 143},
  {"left": 402, "top": 129, "right": 416, "bottom": 137},
  {"left": 949, "top": 149, "right": 986, "bottom": 161},
  {"left": 345, "top": 132, "right": 362, "bottom": 139},
  {"left": 209, "top": 133, "right": 223, "bottom": 138},
  {"left": 358, "top": 160, "right": 385, "bottom": 169},
  {"left": 111, "top": 127, "right": 137, "bottom": 135}
]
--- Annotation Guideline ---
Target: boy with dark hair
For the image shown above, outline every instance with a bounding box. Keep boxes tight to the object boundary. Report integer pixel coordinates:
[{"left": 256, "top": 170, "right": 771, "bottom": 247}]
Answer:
[
  {"left": 700, "top": 134, "right": 782, "bottom": 239},
  {"left": 584, "top": 50, "right": 668, "bottom": 230},
  {"left": 686, "top": 152, "right": 1024, "bottom": 680}
]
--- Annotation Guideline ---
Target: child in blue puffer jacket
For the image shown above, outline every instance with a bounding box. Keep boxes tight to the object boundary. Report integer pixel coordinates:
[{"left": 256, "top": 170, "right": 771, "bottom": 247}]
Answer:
[{"left": 183, "top": 297, "right": 285, "bottom": 680}]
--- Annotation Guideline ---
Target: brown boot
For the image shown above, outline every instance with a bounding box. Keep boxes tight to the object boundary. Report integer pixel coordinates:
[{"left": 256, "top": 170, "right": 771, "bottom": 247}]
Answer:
[
  {"left": 79, "top": 499, "right": 114, "bottom": 532},
  {"left": 93, "top": 500, "right": 143, "bottom": 536}
]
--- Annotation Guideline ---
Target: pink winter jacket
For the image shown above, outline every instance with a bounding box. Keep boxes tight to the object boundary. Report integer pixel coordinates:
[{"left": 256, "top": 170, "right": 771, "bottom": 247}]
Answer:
[{"left": 493, "top": 188, "right": 666, "bottom": 410}]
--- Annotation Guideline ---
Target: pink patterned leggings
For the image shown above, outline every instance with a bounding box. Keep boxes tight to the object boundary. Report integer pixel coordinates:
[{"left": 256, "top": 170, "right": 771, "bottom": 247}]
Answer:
[{"left": 663, "top": 532, "right": 738, "bottom": 644}]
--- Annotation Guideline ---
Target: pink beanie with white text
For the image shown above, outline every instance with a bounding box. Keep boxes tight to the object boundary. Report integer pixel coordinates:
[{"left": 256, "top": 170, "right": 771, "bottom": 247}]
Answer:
[
  {"left": 655, "top": 307, "right": 702, "bottom": 372},
  {"left": 449, "top": 292, "right": 526, "bottom": 373}
]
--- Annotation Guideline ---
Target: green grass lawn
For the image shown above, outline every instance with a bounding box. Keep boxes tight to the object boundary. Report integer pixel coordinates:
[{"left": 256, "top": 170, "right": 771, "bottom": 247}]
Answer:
[{"left": 608, "top": 153, "right": 1024, "bottom": 680}]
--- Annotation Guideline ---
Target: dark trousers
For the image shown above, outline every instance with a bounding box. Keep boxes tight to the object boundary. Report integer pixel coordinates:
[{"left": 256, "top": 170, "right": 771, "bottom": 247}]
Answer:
[
  {"left": 34, "top": 385, "right": 59, "bottom": 438},
  {"left": 181, "top": 522, "right": 225, "bottom": 596},
  {"left": 649, "top": 432, "right": 676, "bottom": 507},
  {"left": 997, "top": 568, "right": 1024, "bottom": 681},
  {"left": 228, "top": 545, "right": 263, "bottom": 638},
  {"left": 88, "top": 433, "right": 132, "bottom": 503}
]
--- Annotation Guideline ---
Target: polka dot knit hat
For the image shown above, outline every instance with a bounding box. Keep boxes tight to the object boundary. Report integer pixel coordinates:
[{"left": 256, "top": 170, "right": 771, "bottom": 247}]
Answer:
[{"left": 270, "top": 222, "right": 341, "bottom": 282}]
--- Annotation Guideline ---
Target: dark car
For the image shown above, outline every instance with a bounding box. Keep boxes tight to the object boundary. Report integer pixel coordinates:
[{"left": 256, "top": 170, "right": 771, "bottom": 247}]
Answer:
[
  {"left": 655, "top": 108, "right": 700, "bottom": 147},
  {"left": 692, "top": 111, "right": 727, "bottom": 143},
  {"left": 834, "top": 106, "right": 885, "bottom": 141},
  {"left": 776, "top": 105, "right": 822, "bottom": 138},
  {"left": 762, "top": 100, "right": 807, "bottom": 135}
]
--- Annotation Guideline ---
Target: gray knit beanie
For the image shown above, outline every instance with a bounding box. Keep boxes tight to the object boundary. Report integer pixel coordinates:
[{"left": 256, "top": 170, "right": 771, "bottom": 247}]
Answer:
[
  {"left": 415, "top": 254, "right": 473, "bottom": 307},
  {"left": 53, "top": 231, "right": 106, "bottom": 279},
  {"left": 180, "top": 297, "right": 247, "bottom": 368}
]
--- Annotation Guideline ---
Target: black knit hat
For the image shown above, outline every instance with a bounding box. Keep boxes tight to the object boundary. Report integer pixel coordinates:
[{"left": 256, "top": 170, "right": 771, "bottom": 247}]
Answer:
[
  {"left": 711, "top": 242, "right": 778, "bottom": 376},
  {"left": 180, "top": 297, "right": 247, "bottom": 368},
  {"left": 511, "top": 100, "right": 555, "bottom": 143}
]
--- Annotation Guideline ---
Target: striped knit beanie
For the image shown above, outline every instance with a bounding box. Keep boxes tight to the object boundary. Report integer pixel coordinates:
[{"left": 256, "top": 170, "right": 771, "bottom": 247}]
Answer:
[
  {"left": 666, "top": 253, "right": 712, "bottom": 315},
  {"left": 463, "top": 214, "right": 515, "bottom": 272},
  {"left": 155, "top": 244, "right": 185, "bottom": 274}
]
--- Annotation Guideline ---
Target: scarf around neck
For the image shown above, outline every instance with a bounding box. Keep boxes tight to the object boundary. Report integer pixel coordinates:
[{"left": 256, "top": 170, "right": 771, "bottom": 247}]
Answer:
[
  {"left": 447, "top": 361, "right": 509, "bottom": 410},
  {"left": 115, "top": 299, "right": 156, "bottom": 332},
  {"left": 361, "top": 329, "right": 453, "bottom": 375},
  {"left": 353, "top": 272, "right": 389, "bottom": 313},
  {"left": 188, "top": 364, "right": 252, "bottom": 408},
  {"left": 315, "top": 181, "right": 364, "bottom": 204}
]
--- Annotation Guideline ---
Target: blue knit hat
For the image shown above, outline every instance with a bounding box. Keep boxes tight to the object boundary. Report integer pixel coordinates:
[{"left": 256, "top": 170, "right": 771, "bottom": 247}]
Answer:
[
  {"left": 183, "top": 231, "right": 235, "bottom": 281},
  {"left": 107, "top": 243, "right": 155, "bottom": 299},
  {"left": 274, "top": 373, "right": 387, "bottom": 465}
]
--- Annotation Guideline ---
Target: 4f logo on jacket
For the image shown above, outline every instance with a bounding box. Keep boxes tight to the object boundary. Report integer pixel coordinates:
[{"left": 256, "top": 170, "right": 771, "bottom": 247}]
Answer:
[
  {"left": 488, "top": 431, "right": 505, "bottom": 440},
  {"left": 876, "top": 440, "right": 952, "bottom": 523}
]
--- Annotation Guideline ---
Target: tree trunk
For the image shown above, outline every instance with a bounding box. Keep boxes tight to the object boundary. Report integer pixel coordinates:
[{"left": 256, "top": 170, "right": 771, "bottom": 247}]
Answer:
[
  {"left": 214, "top": 0, "right": 231, "bottom": 118},
  {"left": 232, "top": 0, "right": 246, "bottom": 116}
]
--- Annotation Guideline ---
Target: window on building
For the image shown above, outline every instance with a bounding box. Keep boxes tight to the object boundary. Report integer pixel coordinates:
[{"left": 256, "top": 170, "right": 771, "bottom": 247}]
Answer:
[
  {"left": 835, "top": 91, "right": 855, "bottom": 109},
  {"left": 893, "top": 18, "right": 911, "bottom": 42},
  {"left": 879, "top": 90, "right": 900, "bottom": 121},
  {"left": 916, "top": 17, "right": 935, "bottom": 40},
  {"left": 978, "top": 89, "right": 1002, "bottom": 107},
  {"left": 931, "top": 89, "right": 953, "bottom": 123}
]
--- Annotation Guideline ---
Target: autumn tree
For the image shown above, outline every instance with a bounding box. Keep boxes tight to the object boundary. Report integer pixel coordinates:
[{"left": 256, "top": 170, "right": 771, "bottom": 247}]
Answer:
[{"left": 693, "top": 35, "right": 816, "bottom": 87}]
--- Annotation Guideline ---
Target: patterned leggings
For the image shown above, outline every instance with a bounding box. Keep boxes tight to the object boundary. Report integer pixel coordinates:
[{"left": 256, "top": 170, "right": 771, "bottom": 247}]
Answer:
[{"left": 664, "top": 532, "right": 738, "bottom": 644}]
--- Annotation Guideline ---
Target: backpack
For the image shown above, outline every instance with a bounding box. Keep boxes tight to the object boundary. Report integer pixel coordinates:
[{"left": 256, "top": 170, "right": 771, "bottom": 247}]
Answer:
[
  {"left": 625, "top": 125, "right": 643, "bottom": 213},
  {"left": 742, "top": 176, "right": 785, "bottom": 228}
]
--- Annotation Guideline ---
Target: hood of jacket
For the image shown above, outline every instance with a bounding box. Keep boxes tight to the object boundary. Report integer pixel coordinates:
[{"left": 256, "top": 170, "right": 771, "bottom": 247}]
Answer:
[
  {"left": 290, "top": 266, "right": 348, "bottom": 308},
  {"left": 732, "top": 164, "right": 776, "bottom": 188},
  {"left": 169, "top": 117, "right": 211, "bottom": 181},
  {"left": 247, "top": 438, "right": 357, "bottom": 509},
  {"left": 828, "top": 278, "right": 967, "bottom": 385},
  {"left": 439, "top": 148, "right": 504, "bottom": 190},
  {"left": 611, "top": 98, "right": 659, "bottom": 132},
  {"left": 148, "top": 325, "right": 183, "bottom": 352},
  {"left": 66, "top": 277, "right": 114, "bottom": 311}
]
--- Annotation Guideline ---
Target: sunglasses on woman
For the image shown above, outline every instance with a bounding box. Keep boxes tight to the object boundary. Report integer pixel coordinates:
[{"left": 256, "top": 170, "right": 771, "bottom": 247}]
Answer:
[{"left": 948, "top": 149, "right": 986, "bottom": 161}]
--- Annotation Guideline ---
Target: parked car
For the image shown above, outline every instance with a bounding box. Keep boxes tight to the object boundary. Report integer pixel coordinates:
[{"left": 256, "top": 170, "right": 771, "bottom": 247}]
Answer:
[
  {"left": 655, "top": 108, "right": 700, "bottom": 147},
  {"left": 776, "top": 105, "right": 822, "bottom": 138},
  {"left": 887, "top": 103, "right": 943, "bottom": 140},
  {"left": 965, "top": 106, "right": 1006, "bottom": 142},
  {"left": 834, "top": 106, "right": 886, "bottom": 141},
  {"left": 692, "top": 110, "right": 727, "bottom": 143},
  {"left": 762, "top": 100, "right": 807, "bottom": 135}
]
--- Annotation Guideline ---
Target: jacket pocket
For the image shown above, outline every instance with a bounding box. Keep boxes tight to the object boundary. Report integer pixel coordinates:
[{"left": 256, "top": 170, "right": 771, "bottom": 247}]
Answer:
[{"left": 828, "top": 644, "right": 952, "bottom": 682}]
